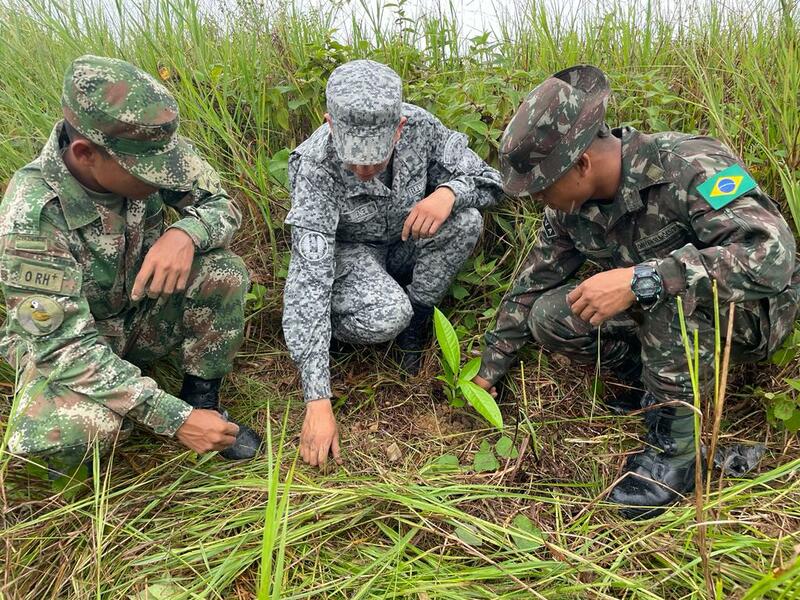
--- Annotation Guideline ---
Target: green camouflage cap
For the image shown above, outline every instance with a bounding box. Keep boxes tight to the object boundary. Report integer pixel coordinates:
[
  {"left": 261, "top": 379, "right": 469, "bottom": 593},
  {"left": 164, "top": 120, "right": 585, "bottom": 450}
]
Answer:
[
  {"left": 62, "top": 55, "right": 202, "bottom": 192},
  {"left": 499, "top": 65, "right": 610, "bottom": 197}
]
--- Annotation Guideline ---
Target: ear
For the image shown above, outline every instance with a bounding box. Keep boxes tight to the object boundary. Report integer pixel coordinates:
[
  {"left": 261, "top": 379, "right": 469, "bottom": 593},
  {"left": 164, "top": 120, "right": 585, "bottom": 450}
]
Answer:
[
  {"left": 394, "top": 116, "right": 408, "bottom": 142},
  {"left": 70, "top": 139, "right": 100, "bottom": 167},
  {"left": 324, "top": 113, "right": 333, "bottom": 132},
  {"left": 574, "top": 152, "right": 592, "bottom": 178}
]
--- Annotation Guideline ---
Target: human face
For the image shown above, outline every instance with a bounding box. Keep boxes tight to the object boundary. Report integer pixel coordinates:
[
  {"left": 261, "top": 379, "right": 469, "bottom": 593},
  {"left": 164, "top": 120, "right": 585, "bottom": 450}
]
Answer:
[
  {"left": 91, "top": 153, "right": 160, "bottom": 199},
  {"left": 66, "top": 139, "right": 159, "bottom": 199},
  {"left": 344, "top": 155, "right": 393, "bottom": 181},
  {"left": 326, "top": 114, "right": 407, "bottom": 181},
  {"left": 531, "top": 156, "right": 593, "bottom": 214}
]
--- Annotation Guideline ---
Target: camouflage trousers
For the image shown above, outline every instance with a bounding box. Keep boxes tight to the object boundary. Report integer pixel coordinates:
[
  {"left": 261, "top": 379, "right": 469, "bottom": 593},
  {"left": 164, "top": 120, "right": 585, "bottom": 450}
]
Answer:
[
  {"left": 527, "top": 282, "right": 785, "bottom": 408},
  {"left": 8, "top": 249, "right": 248, "bottom": 472},
  {"left": 332, "top": 208, "right": 482, "bottom": 344}
]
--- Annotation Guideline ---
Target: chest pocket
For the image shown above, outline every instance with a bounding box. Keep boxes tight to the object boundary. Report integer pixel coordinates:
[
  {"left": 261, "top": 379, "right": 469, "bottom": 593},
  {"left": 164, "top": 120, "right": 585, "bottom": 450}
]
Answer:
[{"left": 634, "top": 221, "right": 691, "bottom": 259}]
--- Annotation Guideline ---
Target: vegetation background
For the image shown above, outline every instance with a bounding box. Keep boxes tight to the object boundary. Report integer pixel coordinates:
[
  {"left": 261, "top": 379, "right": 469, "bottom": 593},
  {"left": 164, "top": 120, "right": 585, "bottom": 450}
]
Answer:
[{"left": 0, "top": 0, "right": 798, "bottom": 598}]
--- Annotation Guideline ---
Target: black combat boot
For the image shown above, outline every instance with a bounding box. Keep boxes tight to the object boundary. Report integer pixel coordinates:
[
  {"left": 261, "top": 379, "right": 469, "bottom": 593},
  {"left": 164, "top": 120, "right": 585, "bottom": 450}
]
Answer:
[
  {"left": 608, "top": 393, "right": 698, "bottom": 519},
  {"left": 606, "top": 353, "right": 645, "bottom": 415},
  {"left": 394, "top": 302, "right": 434, "bottom": 376},
  {"left": 179, "top": 375, "right": 262, "bottom": 460}
]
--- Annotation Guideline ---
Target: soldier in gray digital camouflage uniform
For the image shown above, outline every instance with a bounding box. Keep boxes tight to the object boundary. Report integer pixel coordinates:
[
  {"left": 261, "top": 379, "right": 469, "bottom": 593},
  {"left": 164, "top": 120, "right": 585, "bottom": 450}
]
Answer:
[
  {"left": 283, "top": 60, "right": 503, "bottom": 467},
  {"left": 473, "top": 65, "right": 800, "bottom": 518},
  {"left": 0, "top": 55, "right": 262, "bottom": 476}
]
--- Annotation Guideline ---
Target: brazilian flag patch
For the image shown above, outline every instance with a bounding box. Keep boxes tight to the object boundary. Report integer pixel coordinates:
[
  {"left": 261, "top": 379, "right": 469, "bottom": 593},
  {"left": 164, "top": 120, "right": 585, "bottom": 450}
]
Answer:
[{"left": 696, "top": 164, "right": 757, "bottom": 209}]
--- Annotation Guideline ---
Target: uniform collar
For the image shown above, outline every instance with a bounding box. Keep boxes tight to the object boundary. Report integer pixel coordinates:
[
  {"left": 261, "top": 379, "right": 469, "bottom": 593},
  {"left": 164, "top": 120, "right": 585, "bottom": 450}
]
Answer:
[
  {"left": 39, "top": 121, "right": 102, "bottom": 230},
  {"left": 578, "top": 126, "right": 667, "bottom": 229}
]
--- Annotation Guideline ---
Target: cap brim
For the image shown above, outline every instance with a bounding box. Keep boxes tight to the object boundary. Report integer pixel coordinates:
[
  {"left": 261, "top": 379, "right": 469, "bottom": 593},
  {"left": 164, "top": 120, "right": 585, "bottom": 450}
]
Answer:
[
  {"left": 332, "top": 124, "right": 396, "bottom": 165},
  {"left": 110, "top": 137, "right": 203, "bottom": 192},
  {"left": 500, "top": 95, "right": 607, "bottom": 197}
]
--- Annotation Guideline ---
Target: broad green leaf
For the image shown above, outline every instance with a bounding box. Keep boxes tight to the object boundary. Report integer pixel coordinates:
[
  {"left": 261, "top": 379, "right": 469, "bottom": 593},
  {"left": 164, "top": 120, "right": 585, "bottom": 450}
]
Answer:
[
  {"left": 459, "top": 357, "right": 481, "bottom": 383},
  {"left": 450, "top": 284, "right": 468, "bottom": 299},
  {"left": 782, "top": 410, "right": 800, "bottom": 432},
  {"left": 454, "top": 523, "right": 482, "bottom": 546},
  {"left": 460, "top": 380, "right": 504, "bottom": 429},
  {"left": 511, "top": 515, "right": 544, "bottom": 551},
  {"left": 496, "top": 435, "right": 519, "bottom": 459},
  {"left": 773, "top": 399, "right": 795, "bottom": 421},
  {"left": 288, "top": 97, "right": 309, "bottom": 110},
  {"left": 434, "top": 307, "right": 460, "bottom": 374},
  {"left": 473, "top": 440, "right": 499, "bottom": 472}
]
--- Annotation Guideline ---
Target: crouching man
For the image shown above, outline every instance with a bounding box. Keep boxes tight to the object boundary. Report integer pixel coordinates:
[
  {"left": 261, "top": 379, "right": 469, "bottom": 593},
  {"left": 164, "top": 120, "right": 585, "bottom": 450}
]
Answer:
[
  {"left": 1, "top": 55, "right": 262, "bottom": 476},
  {"left": 283, "top": 60, "right": 503, "bottom": 467},
  {"left": 474, "top": 65, "right": 800, "bottom": 518}
]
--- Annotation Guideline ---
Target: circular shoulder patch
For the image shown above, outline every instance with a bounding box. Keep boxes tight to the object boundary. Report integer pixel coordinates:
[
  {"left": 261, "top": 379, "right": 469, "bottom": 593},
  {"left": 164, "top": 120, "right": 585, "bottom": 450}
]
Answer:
[
  {"left": 298, "top": 231, "right": 330, "bottom": 263},
  {"left": 17, "top": 296, "right": 65, "bottom": 337}
]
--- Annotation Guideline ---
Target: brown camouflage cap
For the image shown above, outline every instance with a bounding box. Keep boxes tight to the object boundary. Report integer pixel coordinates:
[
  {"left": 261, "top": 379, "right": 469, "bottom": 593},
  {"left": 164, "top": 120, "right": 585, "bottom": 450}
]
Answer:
[
  {"left": 62, "top": 55, "right": 203, "bottom": 192},
  {"left": 499, "top": 65, "right": 610, "bottom": 197}
]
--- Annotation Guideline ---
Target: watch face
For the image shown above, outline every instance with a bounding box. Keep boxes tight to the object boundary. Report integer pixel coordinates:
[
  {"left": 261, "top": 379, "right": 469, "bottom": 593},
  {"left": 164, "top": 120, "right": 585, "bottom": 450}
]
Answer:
[{"left": 637, "top": 279, "right": 658, "bottom": 296}]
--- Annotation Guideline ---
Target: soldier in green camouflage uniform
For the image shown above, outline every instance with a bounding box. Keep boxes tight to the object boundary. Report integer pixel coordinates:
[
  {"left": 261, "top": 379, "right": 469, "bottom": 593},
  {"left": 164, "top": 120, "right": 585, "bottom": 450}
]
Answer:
[
  {"left": 0, "top": 55, "right": 262, "bottom": 475},
  {"left": 474, "top": 65, "right": 800, "bottom": 518}
]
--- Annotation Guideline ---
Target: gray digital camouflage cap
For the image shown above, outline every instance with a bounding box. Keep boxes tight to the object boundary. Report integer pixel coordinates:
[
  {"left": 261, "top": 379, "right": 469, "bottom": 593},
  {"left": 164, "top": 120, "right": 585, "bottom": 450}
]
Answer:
[
  {"left": 62, "top": 55, "right": 203, "bottom": 192},
  {"left": 499, "top": 64, "right": 610, "bottom": 197},
  {"left": 326, "top": 59, "right": 403, "bottom": 165}
]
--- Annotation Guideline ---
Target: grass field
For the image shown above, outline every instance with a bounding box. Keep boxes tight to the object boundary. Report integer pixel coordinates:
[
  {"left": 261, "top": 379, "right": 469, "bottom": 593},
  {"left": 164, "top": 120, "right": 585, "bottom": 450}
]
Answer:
[{"left": 1, "top": 0, "right": 799, "bottom": 598}]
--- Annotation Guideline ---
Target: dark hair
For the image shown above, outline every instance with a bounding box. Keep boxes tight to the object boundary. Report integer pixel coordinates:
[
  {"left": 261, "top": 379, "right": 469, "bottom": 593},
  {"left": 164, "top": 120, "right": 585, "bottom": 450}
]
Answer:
[{"left": 63, "top": 120, "right": 110, "bottom": 157}]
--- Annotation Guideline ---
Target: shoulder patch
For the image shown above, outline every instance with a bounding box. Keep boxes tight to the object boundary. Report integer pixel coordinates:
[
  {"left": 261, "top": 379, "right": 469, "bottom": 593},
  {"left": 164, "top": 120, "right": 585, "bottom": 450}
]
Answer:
[
  {"left": 0, "top": 255, "right": 82, "bottom": 297},
  {"left": 442, "top": 132, "right": 468, "bottom": 170},
  {"left": 696, "top": 164, "right": 758, "bottom": 210},
  {"left": 298, "top": 231, "right": 330, "bottom": 263},
  {"left": 16, "top": 295, "right": 65, "bottom": 336}
]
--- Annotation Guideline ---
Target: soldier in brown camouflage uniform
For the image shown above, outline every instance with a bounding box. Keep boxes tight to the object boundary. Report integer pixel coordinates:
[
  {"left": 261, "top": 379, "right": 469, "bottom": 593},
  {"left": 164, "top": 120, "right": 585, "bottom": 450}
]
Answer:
[
  {"left": 1, "top": 55, "right": 262, "bottom": 475},
  {"left": 474, "top": 65, "right": 800, "bottom": 518}
]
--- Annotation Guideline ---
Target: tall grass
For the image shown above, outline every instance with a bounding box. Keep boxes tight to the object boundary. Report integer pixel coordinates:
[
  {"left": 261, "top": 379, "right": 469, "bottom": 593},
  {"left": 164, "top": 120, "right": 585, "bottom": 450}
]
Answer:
[{"left": 1, "top": 0, "right": 799, "bottom": 598}]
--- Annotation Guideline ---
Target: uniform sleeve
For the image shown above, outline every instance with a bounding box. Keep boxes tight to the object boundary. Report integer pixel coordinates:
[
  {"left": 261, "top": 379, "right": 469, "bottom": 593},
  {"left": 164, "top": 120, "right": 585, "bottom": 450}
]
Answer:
[
  {"left": 0, "top": 225, "right": 192, "bottom": 437},
  {"left": 426, "top": 116, "right": 504, "bottom": 211},
  {"left": 282, "top": 154, "right": 341, "bottom": 402},
  {"left": 162, "top": 156, "right": 241, "bottom": 253},
  {"left": 654, "top": 165, "right": 796, "bottom": 314},
  {"left": 479, "top": 209, "right": 585, "bottom": 385}
]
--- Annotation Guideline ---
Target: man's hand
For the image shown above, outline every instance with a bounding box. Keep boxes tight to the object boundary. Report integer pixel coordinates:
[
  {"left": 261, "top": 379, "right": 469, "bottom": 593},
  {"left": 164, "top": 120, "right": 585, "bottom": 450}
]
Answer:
[
  {"left": 300, "top": 398, "right": 341, "bottom": 467},
  {"left": 567, "top": 267, "right": 636, "bottom": 326},
  {"left": 472, "top": 375, "right": 497, "bottom": 398},
  {"left": 132, "top": 228, "right": 195, "bottom": 301},
  {"left": 176, "top": 408, "right": 239, "bottom": 453},
  {"left": 402, "top": 187, "right": 456, "bottom": 241}
]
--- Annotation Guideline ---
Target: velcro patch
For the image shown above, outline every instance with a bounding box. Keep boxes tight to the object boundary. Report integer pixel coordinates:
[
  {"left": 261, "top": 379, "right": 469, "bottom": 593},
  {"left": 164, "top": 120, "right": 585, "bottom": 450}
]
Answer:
[
  {"left": 541, "top": 214, "right": 557, "bottom": 239},
  {"left": 0, "top": 256, "right": 81, "bottom": 297},
  {"left": 14, "top": 238, "right": 48, "bottom": 253},
  {"left": 342, "top": 201, "right": 378, "bottom": 224},
  {"left": 18, "top": 263, "right": 65, "bottom": 292},
  {"left": 634, "top": 221, "right": 690, "bottom": 253},
  {"left": 17, "top": 296, "right": 65, "bottom": 336},
  {"left": 696, "top": 164, "right": 757, "bottom": 210},
  {"left": 298, "top": 231, "right": 330, "bottom": 263}
]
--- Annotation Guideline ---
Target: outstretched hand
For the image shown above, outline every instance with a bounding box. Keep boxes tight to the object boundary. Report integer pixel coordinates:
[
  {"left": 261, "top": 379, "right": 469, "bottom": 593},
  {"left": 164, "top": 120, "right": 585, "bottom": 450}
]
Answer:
[{"left": 300, "top": 398, "right": 342, "bottom": 467}]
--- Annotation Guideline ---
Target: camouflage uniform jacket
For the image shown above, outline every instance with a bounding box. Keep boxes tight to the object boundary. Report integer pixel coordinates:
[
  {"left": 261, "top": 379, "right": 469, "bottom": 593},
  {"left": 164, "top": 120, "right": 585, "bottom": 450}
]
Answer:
[
  {"left": 285, "top": 103, "right": 503, "bottom": 401},
  {"left": 0, "top": 121, "right": 242, "bottom": 437},
  {"left": 480, "top": 126, "right": 800, "bottom": 384}
]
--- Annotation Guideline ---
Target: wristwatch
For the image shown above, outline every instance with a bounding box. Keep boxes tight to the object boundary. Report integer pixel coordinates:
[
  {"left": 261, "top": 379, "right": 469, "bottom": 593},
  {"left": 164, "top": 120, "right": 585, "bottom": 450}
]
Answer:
[{"left": 631, "top": 264, "right": 663, "bottom": 309}]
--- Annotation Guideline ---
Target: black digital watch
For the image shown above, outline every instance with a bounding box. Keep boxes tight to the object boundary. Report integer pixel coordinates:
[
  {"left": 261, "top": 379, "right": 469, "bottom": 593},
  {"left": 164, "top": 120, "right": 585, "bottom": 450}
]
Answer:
[{"left": 631, "top": 264, "right": 663, "bottom": 309}]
